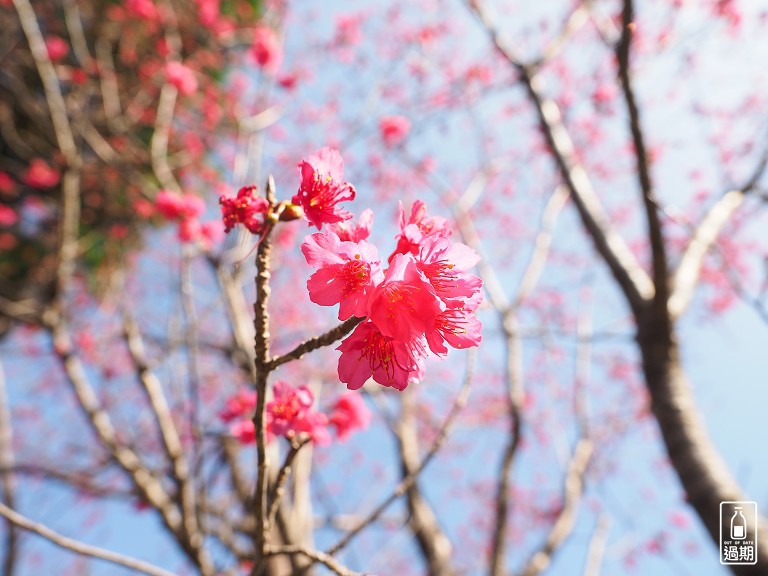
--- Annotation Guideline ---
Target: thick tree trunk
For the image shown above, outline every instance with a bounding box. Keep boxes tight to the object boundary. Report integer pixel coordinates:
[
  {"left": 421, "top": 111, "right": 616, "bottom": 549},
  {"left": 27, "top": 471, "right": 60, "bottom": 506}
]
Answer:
[{"left": 638, "top": 318, "right": 768, "bottom": 575}]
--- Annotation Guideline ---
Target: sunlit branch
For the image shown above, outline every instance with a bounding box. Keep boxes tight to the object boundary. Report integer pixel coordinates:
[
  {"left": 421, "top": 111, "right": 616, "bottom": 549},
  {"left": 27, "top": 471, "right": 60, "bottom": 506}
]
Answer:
[
  {"left": 468, "top": 0, "right": 654, "bottom": 314},
  {"left": 0, "top": 502, "right": 176, "bottom": 576},
  {"left": 531, "top": 1, "right": 592, "bottom": 69},
  {"left": 265, "top": 544, "right": 365, "bottom": 576},
  {"left": 12, "top": 0, "right": 78, "bottom": 163},
  {"left": 670, "top": 144, "right": 768, "bottom": 319},
  {"left": 150, "top": 83, "right": 182, "bottom": 193},
  {"left": 397, "top": 389, "right": 455, "bottom": 576},
  {"left": 583, "top": 514, "right": 611, "bottom": 576},
  {"left": 519, "top": 439, "right": 593, "bottom": 576},
  {"left": 517, "top": 296, "right": 594, "bottom": 576},
  {"left": 122, "top": 310, "right": 207, "bottom": 562}
]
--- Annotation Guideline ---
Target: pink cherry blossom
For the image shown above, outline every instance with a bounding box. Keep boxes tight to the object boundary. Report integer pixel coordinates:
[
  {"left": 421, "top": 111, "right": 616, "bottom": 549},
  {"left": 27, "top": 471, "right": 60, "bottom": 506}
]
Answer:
[
  {"left": 328, "top": 208, "right": 373, "bottom": 242},
  {"left": 329, "top": 393, "right": 371, "bottom": 440},
  {"left": 219, "top": 185, "right": 270, "bottom": 234},
  {"left": 165, "top": 62, "right": 198, "bottom": 96},
  {"left": 293, "top": 410, "right": 331, "bottom": 446},
  {"left": 45, "top": 36, "right": 69, "bottom": 61},
  {"left": 266, "top": 381, "right": 314, "bottom": 438},
  {"left": 366, "top": 253, "right": 442, "bottom": 342},
  {"left": 177, "top": 218, "right": 201, "bottom": 243},
  {"left": 155, "top": 190, "right": 205, "bottom": 221},
  {"left": 389, "top": 200, "right": 452, "bottom": 262},
  {"left": 337, "top": 321, "right": 426, "bottom": 391},
  {"left": 252, "top": 26, "right": 282, "bottom": 73},
  {"left": 23, "top": 159, "right": 60, "bottom": 189},
  {"left": 229, "top": 420, "right": 256, "bottom": 444},
  {"left": 416, "top": 236, "right": 483, "bottom": 307},
  {"left": 219, "top": 388, "right": 257, "bottom": 422},
  {"left": 301, "top": 230, "right": 383, "bottom": 320},
  {"left": 379, "top": 115, "right": 411, "bottom": 147},
  {"left": 0, "top": 206, "right": 18, "bottom": 226},
  {"left": 425, "top": 304, "right": 483, "bottom": 356},
  {"left": 292, "top": 147, "right": 356, "bottom": 229}
]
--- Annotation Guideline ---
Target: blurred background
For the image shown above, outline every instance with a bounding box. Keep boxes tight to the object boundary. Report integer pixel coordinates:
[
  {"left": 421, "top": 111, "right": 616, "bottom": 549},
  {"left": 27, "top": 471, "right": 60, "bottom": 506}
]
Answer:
[{"left": 0, "top": 0, "right": 767, "bottom": 574}]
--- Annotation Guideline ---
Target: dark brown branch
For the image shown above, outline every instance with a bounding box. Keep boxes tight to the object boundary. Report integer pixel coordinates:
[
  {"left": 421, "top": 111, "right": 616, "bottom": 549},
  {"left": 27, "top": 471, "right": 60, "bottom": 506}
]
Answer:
[
  {"left": 616, "top": 0, "right": 668, "bottom": 307},
  {"left": 252, "top": 177, "right": 277, "bottom": 561},
  {"left": 469, "top": 2, "right": 654, "bottom": 314},
  {"left": 267, "top": 316, "right": 364, "bottom": 371}
]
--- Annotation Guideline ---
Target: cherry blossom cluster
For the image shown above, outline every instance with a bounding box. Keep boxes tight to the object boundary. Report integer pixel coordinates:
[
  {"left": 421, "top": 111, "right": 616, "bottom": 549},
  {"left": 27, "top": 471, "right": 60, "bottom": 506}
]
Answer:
[
  {"left": 220, "top": 383, "right": 370, "bottom": 445},
  {"left": 152, "top": 189, "right": 223, "bottom": 248},
  {"left": 296, "top": 148, "right": 483, "bottom": 391},
  {"left": 218, "top": 147, "right": 483, "bottom": 392}
]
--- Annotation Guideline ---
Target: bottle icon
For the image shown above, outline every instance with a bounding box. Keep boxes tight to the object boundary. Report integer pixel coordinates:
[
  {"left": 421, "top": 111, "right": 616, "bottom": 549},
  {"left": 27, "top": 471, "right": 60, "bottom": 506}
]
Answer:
[{"left": 731, "top": 507, "right": 747, "bottom": 540}]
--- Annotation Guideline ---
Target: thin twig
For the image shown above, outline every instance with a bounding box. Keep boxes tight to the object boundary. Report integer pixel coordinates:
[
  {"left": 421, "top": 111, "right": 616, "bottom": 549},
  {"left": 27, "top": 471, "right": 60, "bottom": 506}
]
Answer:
[
  {"left": 265, "top": 544, "right": 366, "bottom": 576},
  {"left": 267, "top": 438, "right": 309, "bottom": 526},
  {"left": 267, "top": 316, "right": 364, "bottom": 371},
  {"left": 468, "top": 1, "right": 654, "bottom": 313},
  {"left": 0, "top": 502, "right": 176, "bottom": 576},
  {"left": 326, "top": 348, "right": 476, "bottom": 557}
]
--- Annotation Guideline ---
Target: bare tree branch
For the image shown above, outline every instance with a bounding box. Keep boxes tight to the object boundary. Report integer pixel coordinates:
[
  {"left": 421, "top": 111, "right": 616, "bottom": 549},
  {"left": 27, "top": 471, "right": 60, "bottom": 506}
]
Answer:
[
  {"left": 122, "top": 311, "right": 206, "bottom": 560},
  {"left": 0, "top": 502, "right": 176, "bottom": 576},
  {"left": 616, "top": 0, "right": 668, "bottom": 304},
  {"left": 326, "top": 348, "right": 475, "bottom": 558},
  {"left": 267, "top": 316, "right": 364, "bottom": 371},
  {"left": 468, "top": 1, "right": 654, "bottom": 313},
  {"left": 518, "top": 439, "right": 593, "bottom": 576},
  {"left": 397, "top": 389, "right": 454, "bottom": 576},
  {"left": 265, "top": 544, "right": 366, "bottom": 576},
  {"left": 669, "top": 145, "right": 768, "bottom": 318},
  {"left": 583, "top": 515, "right": 611, "bottom": 576}
]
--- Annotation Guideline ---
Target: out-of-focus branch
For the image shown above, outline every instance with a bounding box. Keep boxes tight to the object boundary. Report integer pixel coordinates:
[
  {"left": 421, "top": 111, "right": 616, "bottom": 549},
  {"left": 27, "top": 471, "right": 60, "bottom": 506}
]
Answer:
[
  {"left": 265, "top": 544, "right": 365, "bottom": 576},
  {"left": 518, "top": 439, "right": 593, "bottom": 576},
  {"left": 150, "top": 83, "right": 181, "bottom": 193},
  {"left": 122, "top": 311, "right": 207, "bottom": 562},
  {"left": 0, "top": 362, "right": 18, "bottom": 576},
  {"left": 583, "top": 515, "right": 611, "bottom": 576},
  {"left": 267, "top": 438, "right": 309, "bottom": 527},
  {"left": 531, "top": 1, "right": 591, "bottom": 69},
  {"left": 62, "top": 0, "right": 92, "bottom": 67},
  {"left": 616, "top": 0, "right": 667, "bottom": 305},
  {"left": 0, "top": 502, "right": 176, "bottom": 576},
  {"left": 397, "top": 389, "right": 455, "bottom": 576},
  {"left": 469, "top": 1, "right": 654, "bottom": 314},
  {"left": 458, "top": 182, "right": 566, "bottom": 576},
  {"left": 12, "top": 0, "right": 78, "bottom": 164},
  {"left": 326, "top": 349, "right": 475, "bottom": 558},
  {"left": 669, "top": 145, "right": 768, "bottom": 319}
]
